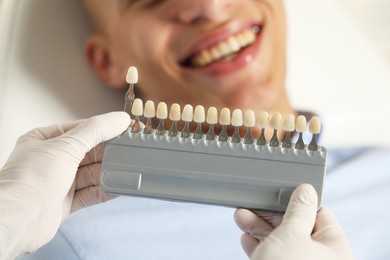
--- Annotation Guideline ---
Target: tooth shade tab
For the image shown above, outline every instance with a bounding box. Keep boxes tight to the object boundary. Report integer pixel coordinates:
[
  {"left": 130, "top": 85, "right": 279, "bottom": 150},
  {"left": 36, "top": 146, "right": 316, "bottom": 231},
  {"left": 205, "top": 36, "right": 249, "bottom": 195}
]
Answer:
[
  {"left": 206, "top": 107, "right": 218, "bottom": 124},
  {"left": 131, "top": 98, "right": 143, "bottom": 116},
  {"left": 296, "top": 115, "right": 307, "bottom": 133},
  {"left": 232, "top": 109, "right": 243, "bottom": 127},
  {"left": 182, "top": 104, "right": 194, "bottom": 122},
  {"left": 156, "top": 102, "right": 168, "bottom": 119},
  {"left": 244, "top": 110, "right": 256, "bottom": 128},
  {"left": 258, "top": 111, "right": 269, "bottom": 128},
  {"left": 169, "top": 103, "right": 181, "bottom": 121},
  {"left": 219, "top": 108, "right": 231, "bottom": 125},
  {"left": 283, "top": 114, "right": 295, "bottom": 132},
  {"left": 270, "top": 113, "right": 282, "bottom": 130},
  {"left": 144, "top": 100, "right": 155, "bottom": 118},
  {"left": 126, "top": 66, "right": 138, "bottom": 84},
  {"left": 194, "top": 105, "right": 206, "bottom": 123},
  {"left": 309, "top": 116, "right": 321, "bottom": 134}
]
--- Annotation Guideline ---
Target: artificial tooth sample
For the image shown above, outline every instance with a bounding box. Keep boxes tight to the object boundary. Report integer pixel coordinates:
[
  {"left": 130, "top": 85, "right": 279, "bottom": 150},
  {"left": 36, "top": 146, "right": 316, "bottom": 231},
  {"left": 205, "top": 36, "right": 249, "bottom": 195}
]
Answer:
[
  {"left": 218, "top": 108, "right": 231, "bottom": 142},
  {"left": 257, "top": 111, "right": 269, "bottom": 146},
  {"left": 124, "top": 66, "right": 138, "bottom": 115},
  {"left": 269, "top": 113, "right": 282, "bottom": 147},
  {"left": 168, "top": 103, "right": 181, "bottom": 137},
  {"left": 308, "top": 116, "right": 321, "bottom": 151},
  {"left": 295, "top": 115, "right": 307, "bottom": 149},
  {"left": 156, "top": 102, "right": 168, "bottom": 135},
  {"left": 205, "top": 107, "right": 218, "bottom": 141},
  {"left": 131, "top": 98, "right": 143, "bottom": 133},
  {"left": 231, "top": 109, "right": 243, "bottom": 143},
  {"left": 282, "top": 114, "right": 295, "bottom": 148},
  {"left": 243, "top": 110, "right": 255, "bottom": 144},
  {"left": 143, "top": 100, "right": 155, "bottom": 134},
  {"left": 193, "top": 105, "right": 205, "bottom": 139},
  {"left": 181, "top": 104, "right": 193, "bottom": 138}
]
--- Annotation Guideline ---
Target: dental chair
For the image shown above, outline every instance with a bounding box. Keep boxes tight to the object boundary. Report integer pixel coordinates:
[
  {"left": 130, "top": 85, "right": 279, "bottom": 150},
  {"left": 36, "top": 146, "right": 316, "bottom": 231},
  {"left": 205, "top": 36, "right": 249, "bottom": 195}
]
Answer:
[{"left": 1, "top": 0, "right": 390, "bottom": 259}]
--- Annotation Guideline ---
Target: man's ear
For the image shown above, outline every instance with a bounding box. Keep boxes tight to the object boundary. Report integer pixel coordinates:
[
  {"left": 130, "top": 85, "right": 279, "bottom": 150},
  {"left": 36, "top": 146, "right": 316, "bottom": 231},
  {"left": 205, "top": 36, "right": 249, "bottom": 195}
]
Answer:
[{"left": 85, "top": 35, "right": 125, "bottom": 88}]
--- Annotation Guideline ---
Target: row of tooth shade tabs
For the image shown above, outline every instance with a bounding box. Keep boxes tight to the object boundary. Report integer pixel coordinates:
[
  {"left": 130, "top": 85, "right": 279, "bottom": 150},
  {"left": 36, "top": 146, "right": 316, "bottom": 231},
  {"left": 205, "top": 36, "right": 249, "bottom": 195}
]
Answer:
[{"left": 129, "top": 98, "right": 321, "bottom": 151}]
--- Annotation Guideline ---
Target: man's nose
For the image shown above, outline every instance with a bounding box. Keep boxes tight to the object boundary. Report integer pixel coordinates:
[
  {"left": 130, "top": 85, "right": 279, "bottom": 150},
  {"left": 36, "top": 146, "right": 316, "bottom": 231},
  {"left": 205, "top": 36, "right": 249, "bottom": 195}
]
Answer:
[{"left": 175, "top": 0, "right": 232, "bottom": 24}]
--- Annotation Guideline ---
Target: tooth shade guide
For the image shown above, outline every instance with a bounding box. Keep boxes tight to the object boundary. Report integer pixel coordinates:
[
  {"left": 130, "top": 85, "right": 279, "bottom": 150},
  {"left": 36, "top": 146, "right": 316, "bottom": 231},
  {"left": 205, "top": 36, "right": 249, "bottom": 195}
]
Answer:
[
  {"left": 121, "top": 66, "right": 326, "bottom": 151},
  {"left": 102, "top": 107, "right": 327, "bottom": 214},
  {"left": 123, "top": 97, "right": 322, "bottom": 150}
]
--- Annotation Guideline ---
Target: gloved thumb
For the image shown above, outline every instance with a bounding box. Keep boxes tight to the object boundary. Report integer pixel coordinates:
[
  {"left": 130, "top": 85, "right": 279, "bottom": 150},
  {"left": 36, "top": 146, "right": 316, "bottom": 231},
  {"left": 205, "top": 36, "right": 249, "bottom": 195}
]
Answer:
[
  {"left": 278, "top": 184, "right": 319, "bottom": 237},
  {"left": 55, "top": 112, "right": 131, "bottom": 159}
]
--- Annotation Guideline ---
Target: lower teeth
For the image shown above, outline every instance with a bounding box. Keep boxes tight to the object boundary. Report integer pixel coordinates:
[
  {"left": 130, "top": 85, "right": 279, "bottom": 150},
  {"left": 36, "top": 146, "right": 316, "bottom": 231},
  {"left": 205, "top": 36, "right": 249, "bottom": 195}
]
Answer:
[{"left": 223, "top": 53, "right": 237, "bottom": 62}]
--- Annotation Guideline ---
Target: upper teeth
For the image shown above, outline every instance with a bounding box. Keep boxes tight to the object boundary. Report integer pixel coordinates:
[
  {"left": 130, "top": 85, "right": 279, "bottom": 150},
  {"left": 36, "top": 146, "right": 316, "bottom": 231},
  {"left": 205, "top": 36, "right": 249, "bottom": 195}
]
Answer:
[{"left": 191, "top": 28, "right": 258, "bottom": 67}]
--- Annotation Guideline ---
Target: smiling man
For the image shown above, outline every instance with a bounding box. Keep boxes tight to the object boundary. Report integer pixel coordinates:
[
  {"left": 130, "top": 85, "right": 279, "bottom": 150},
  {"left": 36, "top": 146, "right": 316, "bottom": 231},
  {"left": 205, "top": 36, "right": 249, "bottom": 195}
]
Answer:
[{"left": 82, "top": 0, "right": 293, "bottom": 118}]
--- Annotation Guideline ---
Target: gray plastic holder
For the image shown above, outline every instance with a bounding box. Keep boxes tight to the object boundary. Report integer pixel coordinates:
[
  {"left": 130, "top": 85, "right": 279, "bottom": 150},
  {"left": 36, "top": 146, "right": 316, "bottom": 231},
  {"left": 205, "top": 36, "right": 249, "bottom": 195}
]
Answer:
[{"left": 100, "top": 130, "right": 327, "bottom": 212}]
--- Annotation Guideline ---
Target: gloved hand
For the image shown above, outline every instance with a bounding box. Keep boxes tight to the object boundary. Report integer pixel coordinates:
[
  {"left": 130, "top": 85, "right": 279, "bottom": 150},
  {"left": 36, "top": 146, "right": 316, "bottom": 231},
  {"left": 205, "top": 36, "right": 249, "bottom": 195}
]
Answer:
[
  {"left": 234, "top": 184, "right": 355, "bottom": 260},
  {"left": 0, "top": 112, "right": 130, "bottom": 260}
]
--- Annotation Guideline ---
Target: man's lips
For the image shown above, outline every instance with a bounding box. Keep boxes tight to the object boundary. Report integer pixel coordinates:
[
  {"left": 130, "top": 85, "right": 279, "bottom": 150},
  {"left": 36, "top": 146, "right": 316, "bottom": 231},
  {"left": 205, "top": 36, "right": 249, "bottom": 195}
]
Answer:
[{"left": 180, "top": 24, "right": 262, "bottom": 68}]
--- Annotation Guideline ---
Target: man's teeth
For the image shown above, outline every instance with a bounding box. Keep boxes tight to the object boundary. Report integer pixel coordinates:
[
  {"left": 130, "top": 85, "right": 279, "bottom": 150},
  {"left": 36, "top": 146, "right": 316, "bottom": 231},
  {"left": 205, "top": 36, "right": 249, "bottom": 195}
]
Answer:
[{"left": 191, "top": 29, "right": 257, "bottom": 67}]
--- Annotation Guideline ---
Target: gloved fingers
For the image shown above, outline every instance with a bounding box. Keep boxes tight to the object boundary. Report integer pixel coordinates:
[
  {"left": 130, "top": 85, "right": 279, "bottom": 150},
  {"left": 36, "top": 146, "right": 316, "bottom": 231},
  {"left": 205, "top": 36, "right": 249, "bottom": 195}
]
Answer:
[
  {"left": 71, "top": 185, "right": 115, "bottom": 212},
  {"left": 280, "top": 184, "right": 318, "bottom": 236},
  {"left": 241, "top": 233, "right": 259, "bottom": 257},
  {"left": 234, "top": 209, "right": 275, "bottom": 239},
  {"left": 79, "top": 143, "right": 105, "bottom": 166},
  {"left": 75, "top": 163, "right": 101, "bottom": 190},
  {"left": 251, "top": 210, "right": 283, "bottom": 228},
  {"left": 54, "top": 112, "right": 130, "bottom": 159},
  {"left": 312, "top": 207, "right": 348, "bottom": 244},
  {"left": 20, "top": 119, "right": 84, "bottom": 142}
]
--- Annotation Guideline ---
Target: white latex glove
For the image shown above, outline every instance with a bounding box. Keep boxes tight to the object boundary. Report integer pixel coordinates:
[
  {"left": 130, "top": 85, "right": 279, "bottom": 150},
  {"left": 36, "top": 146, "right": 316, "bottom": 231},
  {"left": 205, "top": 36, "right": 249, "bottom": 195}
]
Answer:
[
  {"left": 234, "top": 184, "right": 355, "bottom": 260},
  {"left": 0, "top": 112, "right": 130, "bottom": 260}
]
